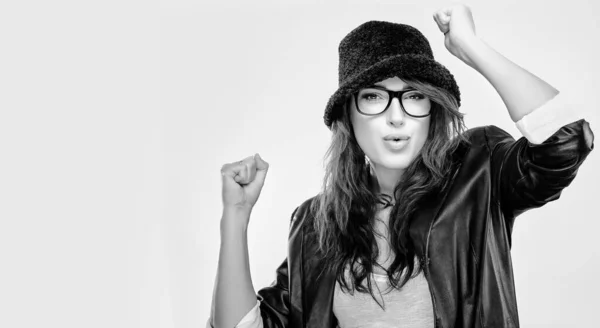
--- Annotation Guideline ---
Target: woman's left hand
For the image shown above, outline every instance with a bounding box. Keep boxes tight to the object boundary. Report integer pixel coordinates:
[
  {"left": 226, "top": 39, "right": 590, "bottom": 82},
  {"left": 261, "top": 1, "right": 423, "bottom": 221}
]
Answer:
[{"left": 433, "top": 3, "right": 479, "bottom": 66}]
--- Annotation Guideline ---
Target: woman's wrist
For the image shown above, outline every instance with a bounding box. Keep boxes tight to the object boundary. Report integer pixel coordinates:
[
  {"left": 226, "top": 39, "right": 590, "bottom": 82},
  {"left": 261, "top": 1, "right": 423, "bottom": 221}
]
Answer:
[
  {"left": 455, "top": 36, "right": 489, "bottom": 69},
  {"left": 221, "top": 207, "right": 251, "bottom": 235}
]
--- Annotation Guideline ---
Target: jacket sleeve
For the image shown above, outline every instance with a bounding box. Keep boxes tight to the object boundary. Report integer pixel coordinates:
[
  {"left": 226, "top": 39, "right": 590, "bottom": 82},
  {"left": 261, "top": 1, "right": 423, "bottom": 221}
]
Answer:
[
  {"left": 485, "top": 96, "right": 594, "bottom": 220},
  {"left": 256, "top": 258, "right": 291, "bottom": 327},
  {"left": 255, "top": 205, "right": 302, "bottom": 328}
]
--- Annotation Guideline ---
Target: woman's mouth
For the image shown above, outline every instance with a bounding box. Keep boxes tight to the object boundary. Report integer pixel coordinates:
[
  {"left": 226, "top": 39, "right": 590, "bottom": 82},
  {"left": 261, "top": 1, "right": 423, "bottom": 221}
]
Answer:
[{"left": 383, "top": 138, "right": 409, "bottom": 151}]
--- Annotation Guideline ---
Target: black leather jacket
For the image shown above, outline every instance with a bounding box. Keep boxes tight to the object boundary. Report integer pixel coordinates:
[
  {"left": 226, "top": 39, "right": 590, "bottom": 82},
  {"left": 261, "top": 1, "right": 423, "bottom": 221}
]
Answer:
[{"left": 256, "top": 119, "right": 594, "bottom": 328}]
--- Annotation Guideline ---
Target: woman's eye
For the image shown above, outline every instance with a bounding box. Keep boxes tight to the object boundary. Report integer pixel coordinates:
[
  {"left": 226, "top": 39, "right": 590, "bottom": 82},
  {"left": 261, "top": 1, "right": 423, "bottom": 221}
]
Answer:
[
  {"left": 361, "top": 93, "right": 384, "bottom": 101},
  {"left": 405, "top": 92, "right": 425, "bottom": 100}
]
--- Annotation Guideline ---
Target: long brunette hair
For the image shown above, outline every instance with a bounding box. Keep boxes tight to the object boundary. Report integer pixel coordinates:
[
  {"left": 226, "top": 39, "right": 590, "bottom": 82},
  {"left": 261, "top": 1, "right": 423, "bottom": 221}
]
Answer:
[{"left": 309, "top": 77, "right": 468, "bottom": 309}]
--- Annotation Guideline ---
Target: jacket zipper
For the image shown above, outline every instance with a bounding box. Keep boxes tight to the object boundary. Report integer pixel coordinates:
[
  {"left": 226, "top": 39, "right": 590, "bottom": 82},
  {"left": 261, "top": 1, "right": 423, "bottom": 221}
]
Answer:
[
  {"left": 422, "top": 163, "right": 462, "bottom": 328},
  {"left": 423, "top": 187, "right": 442, "bottom": 328},
  {"left": 422, "top": 256, "right": 439, "bottom": 328}
]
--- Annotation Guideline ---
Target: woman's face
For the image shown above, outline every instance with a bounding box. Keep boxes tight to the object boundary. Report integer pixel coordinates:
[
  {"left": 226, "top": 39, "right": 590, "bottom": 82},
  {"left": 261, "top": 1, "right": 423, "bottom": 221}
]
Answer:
[{"left": 350, "top": 76, "right": 431, "bottom": 172}]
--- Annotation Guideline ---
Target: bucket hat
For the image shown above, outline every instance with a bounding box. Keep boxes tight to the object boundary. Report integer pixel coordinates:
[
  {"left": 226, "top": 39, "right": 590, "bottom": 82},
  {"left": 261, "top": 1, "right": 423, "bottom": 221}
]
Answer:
[{"left": 323, "top": 20, "right": 461, "bottom": 129}]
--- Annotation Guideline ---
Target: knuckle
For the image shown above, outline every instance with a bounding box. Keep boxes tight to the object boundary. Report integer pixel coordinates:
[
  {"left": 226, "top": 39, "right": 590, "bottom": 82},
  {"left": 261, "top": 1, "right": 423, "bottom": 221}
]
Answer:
[{"left": 220, "top": 163, "right": 229, "bottom": 172}]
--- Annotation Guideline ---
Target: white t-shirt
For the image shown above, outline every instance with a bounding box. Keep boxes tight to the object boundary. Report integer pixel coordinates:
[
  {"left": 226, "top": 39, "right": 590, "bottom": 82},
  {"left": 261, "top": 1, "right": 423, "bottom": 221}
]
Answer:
[{"left": 333, "top": 257, "right": 434, "bottom": 328}]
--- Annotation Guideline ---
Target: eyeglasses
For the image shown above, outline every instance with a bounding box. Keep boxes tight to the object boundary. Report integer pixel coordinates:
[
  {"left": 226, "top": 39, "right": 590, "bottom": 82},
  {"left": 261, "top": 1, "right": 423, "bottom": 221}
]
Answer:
[{"left": 353, "top": 86, "right": 432, "bottom": 118}]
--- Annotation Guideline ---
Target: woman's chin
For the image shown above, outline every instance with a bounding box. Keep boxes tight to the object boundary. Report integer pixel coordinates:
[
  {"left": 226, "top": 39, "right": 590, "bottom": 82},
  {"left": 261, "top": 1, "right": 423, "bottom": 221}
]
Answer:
[{"left": 375, "top": 157, "right": 414, "bottom": 171}]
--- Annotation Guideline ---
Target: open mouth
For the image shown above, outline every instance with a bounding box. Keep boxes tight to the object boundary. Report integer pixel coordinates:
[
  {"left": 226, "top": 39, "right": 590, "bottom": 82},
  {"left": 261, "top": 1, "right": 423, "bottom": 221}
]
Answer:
[{"left": 383, "top": 138, "right": 409, "bottom": 150}]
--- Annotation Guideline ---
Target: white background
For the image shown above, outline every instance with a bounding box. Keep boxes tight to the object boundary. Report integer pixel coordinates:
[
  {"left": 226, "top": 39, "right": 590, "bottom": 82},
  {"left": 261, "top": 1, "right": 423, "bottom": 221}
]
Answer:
[{"left": 1, "top": 0, "right": 598, "bottom": 327}]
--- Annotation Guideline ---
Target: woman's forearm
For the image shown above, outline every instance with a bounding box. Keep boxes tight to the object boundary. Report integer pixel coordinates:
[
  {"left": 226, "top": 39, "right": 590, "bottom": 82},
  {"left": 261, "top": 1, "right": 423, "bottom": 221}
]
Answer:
[
  {"left": 210, "top": 209, "right": 258, "bottom": 328},
  {"left": 461, "top": 36, "right": 559, "bottom": 122}
]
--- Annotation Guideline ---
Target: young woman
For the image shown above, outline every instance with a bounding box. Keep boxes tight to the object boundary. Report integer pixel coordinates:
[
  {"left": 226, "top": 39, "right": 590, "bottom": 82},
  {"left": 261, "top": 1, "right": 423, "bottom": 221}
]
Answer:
[{"left": 211, "top": 4, "right": 594, "bottom": 328}]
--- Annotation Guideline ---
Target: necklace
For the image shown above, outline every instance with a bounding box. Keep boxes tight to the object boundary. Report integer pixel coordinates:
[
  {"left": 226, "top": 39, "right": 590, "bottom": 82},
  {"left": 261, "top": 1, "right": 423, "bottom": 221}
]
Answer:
[
  {"left": 380, "top": 200, "right": 395, "bottom": 208},
  {"left": 376, "top": 194, "right": 396, "bottom": 208}
]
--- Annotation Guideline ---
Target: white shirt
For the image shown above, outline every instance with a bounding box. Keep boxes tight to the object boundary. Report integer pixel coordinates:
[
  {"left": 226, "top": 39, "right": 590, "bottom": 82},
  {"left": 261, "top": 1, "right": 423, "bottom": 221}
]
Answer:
[{"left": 333, "top": 257, "right": 434, "bottom": 328}]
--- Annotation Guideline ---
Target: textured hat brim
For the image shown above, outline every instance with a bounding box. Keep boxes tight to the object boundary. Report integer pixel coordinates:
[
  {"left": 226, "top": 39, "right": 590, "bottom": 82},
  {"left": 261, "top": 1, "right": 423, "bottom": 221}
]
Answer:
[{"left": 323, "top": 54, "right": 460, "bottom": 128}]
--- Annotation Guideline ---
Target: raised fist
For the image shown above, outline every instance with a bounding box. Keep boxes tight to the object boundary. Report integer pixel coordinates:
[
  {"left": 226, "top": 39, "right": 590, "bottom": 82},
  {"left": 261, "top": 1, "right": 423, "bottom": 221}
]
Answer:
[{"left": 220, "top": 153, "right": 270, "bottom": 215}]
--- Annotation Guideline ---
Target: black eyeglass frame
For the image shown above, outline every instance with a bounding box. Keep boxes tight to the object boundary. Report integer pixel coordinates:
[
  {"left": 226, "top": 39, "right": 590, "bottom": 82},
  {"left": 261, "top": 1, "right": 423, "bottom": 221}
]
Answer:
[{"left": 353, "top": 86, "right": 432, "bottom": 118}]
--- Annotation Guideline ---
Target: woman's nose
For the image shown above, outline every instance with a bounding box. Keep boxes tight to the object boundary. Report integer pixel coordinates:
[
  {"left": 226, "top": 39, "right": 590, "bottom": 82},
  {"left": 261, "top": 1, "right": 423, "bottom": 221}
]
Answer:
[{"left": 386, "top": 97, "right": 405, "bottom": 126}]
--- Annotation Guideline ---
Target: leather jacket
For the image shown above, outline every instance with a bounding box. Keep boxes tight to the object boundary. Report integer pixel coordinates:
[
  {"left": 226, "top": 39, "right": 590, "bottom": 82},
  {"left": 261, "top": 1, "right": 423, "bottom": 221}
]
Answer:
[{"left": 256, "top": 119, "right": 594, "bottom": 328}]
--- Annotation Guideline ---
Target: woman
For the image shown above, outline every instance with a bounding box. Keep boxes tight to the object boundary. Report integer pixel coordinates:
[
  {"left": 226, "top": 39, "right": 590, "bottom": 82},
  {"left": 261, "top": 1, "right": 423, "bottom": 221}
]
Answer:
[{"left": 210, "top": 4, "right": 593, "bottom": 328}]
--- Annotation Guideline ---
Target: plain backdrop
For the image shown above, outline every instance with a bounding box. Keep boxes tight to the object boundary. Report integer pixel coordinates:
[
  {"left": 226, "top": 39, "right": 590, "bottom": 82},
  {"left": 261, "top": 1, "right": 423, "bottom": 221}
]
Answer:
[{"left": 0, "top": 0, "right": 599, "bottom": 327}]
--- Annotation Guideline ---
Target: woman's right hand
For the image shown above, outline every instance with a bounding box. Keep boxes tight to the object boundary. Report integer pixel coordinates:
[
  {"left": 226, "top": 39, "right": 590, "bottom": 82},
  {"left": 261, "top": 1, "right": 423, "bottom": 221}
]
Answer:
[{"left": 220, "top": 153, "right": 270, "bottom": 217}]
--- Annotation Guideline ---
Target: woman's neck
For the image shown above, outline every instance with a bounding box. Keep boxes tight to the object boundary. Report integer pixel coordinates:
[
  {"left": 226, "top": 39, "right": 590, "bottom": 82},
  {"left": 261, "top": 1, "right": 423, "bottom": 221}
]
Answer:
[{"left": 369, "top": 163, "right": 402, "bottom": 201}]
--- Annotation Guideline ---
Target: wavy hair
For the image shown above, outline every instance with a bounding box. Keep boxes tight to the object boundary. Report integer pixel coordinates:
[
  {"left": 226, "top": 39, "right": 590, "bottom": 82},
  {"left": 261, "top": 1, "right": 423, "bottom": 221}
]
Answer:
[{"left": 309, "top": 77, "right": 469, "bottom": 309}]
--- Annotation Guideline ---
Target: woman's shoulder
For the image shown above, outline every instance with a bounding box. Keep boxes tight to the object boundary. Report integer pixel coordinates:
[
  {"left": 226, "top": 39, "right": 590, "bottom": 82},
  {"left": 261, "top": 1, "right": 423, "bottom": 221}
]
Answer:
[
  {"left": 450, "top": 125, "right": 514, "bottom": 164},
  {"left": 460, "top": 125, "right": 513, "bottom": 146},
  {"left": 290, "top": 194, "right": 320, "bottom": 228},
  {"left": 280, "top": 195, "right": 320, "bottom": 240}
]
